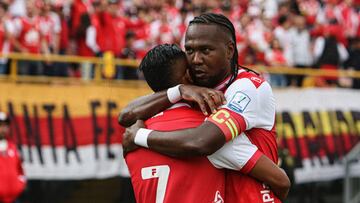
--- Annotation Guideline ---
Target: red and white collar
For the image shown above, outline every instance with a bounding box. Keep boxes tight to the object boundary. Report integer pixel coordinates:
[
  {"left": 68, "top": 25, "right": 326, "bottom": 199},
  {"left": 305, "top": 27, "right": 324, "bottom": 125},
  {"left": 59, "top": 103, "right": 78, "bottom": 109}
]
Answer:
[{"left": 214, "top": 69, "right": 246, "bottom": 91}]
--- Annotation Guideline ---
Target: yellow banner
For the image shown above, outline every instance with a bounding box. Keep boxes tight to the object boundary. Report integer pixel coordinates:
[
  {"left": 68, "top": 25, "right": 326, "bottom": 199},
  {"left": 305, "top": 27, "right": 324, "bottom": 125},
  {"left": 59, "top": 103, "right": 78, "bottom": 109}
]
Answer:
[{"left": 0, "top": 81, "right": 152, "bottom": 117}]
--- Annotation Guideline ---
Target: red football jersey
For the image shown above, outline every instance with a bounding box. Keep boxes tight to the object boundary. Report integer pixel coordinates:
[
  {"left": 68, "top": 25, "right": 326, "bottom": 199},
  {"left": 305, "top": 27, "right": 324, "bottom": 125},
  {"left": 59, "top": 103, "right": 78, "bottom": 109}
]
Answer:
[{"left": 125, "top": 104, "right": 225, "bottom": 203}]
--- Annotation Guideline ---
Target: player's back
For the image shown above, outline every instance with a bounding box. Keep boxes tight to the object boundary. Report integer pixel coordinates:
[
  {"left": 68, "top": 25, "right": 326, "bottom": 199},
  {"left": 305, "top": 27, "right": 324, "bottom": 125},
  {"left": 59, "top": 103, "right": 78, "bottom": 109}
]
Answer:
[{"left": 125, "top": 103, "right": 225, "bottom": 203}]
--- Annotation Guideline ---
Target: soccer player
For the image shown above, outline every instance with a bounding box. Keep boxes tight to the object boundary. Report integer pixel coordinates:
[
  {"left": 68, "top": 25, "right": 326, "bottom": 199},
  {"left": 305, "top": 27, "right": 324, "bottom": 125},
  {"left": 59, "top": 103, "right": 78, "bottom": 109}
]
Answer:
[
  {"left": 120, "top": 13, "right": 290, "bottom": 202},
  {"left": 124, "top": 44, "right": 226, "bottom": 203}
]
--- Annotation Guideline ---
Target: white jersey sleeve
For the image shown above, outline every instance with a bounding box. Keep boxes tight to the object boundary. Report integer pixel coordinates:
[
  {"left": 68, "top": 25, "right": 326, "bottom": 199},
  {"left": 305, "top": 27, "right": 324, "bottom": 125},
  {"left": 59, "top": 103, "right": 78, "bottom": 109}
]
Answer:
[
  {"left": 207, "top": 133, "right": 259, "bottom": 171},
  {"left": 221, "top": 78, "right": 258, "bottom": 130},
  {"left": 207, "top": 74, "right": 275, "bottom": 171},
  {"left": 221, "top": 77, "right": 275, "bottom": 131}
]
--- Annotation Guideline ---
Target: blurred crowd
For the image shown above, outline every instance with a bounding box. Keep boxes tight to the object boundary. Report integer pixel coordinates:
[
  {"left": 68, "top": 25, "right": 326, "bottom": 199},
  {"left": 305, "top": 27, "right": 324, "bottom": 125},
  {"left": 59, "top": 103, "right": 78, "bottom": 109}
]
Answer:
[{"left": 0, "top": 0, "right": 360, "bottom": 88}]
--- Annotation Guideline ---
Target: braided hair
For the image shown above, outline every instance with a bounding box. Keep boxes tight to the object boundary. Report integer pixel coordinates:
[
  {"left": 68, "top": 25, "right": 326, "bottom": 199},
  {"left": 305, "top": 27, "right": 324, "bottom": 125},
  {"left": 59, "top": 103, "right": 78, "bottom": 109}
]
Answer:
[{"left": 189, "top": 13, "right": 258, "bottom": 86}]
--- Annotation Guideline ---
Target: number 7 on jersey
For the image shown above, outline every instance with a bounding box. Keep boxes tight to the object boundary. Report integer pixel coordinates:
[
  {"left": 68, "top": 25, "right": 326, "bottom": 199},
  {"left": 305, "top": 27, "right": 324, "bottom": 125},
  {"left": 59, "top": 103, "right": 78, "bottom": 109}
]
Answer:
[{"left": 141, "top": 165, "right": 170, "bottom": 203}]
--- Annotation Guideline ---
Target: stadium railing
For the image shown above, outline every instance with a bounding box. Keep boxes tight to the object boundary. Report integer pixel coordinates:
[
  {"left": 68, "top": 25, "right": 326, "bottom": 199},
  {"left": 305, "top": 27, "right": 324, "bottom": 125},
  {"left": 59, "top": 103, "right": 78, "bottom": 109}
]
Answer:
[
  {"left": 343, "top": 142, "right": 360, "bottom": 203},
  {"left": 1, "top": 52, "right": 360, "bottom": 84},
  {"left": 0, "top": 52, "right": 139, "bottom": 84}
]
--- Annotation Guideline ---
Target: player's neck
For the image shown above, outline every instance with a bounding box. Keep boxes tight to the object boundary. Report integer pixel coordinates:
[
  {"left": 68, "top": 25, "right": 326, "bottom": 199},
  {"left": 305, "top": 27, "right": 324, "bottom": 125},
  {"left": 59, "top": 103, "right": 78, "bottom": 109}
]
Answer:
[{"left": 214, "top": 70, "right": 244, "bottom": 91}]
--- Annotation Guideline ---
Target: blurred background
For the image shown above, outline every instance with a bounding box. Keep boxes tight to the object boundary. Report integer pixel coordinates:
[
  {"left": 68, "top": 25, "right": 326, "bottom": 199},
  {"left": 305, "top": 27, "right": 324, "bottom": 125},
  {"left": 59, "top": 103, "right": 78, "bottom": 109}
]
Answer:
[{"left": 0, "top": 0, "right": 359, "bottom": 203}]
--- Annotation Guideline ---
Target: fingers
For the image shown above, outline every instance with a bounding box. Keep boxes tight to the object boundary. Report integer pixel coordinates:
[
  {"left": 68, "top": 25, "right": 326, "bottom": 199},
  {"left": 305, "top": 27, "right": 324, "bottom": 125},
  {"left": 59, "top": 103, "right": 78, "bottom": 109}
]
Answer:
[
  {"left": 194, "top": 96, "right": 209, "bottom": 115},
  {"left": 218, "top": 91, "right": 227, "bottom": 105},
  {"left": 202, "top": 93, "right": 217, "bottom": 114},
  {"left": 179, "top": 85, "right": 226, "bottom": 115},
  {"left": 209, "top": 90, "right": 227, "bottom": 107},
  {"left": 203, "top": 90, "right": 226, "bottom": 114}
]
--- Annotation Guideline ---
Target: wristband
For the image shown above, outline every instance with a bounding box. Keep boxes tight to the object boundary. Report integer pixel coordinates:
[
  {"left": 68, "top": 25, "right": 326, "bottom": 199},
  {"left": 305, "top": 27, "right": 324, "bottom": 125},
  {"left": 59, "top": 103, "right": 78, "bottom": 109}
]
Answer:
[
  {"left": 134, "top": 128, "right": 153, "bottom": 148},
  {"left": 167, "top": 84, "right": 182, "bottom": 103}
]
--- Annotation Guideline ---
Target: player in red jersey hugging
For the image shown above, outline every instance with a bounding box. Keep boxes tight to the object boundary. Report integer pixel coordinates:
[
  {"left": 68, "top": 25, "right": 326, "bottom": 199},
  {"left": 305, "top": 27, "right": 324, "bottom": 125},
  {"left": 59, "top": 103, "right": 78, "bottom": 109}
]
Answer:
[
  {"left": 124, "top": 44, "right": 226, "bottom": 203},
  {"left": 121, "top": 38, "right": 289, "bottom": 202},
  {"left": 121, "top": 13, "right": 292, "bottom": 202}
]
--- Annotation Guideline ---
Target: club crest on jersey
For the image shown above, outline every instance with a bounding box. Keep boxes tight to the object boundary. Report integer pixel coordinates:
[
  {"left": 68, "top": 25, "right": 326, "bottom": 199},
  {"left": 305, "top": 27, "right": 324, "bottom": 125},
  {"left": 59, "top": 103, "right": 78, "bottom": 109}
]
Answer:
[
  {"left": 214, "top": 191, "right": 224, "bottom": 203},
  {"left": 227, "top": 91, "right": 250, "bottom": 113}
]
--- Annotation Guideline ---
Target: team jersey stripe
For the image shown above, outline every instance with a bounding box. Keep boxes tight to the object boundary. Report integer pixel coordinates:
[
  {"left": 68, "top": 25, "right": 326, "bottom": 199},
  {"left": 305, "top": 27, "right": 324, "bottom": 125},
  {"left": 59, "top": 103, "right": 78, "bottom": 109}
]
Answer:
[
  {"left": 225, "top": 121, "right": 236, "bottom": 139},
  {"left": 207, "top": 109, "right": 244, "bottom": 142},
  {"left": 228, "top": 119, "right": 238, "bottom": 138}
]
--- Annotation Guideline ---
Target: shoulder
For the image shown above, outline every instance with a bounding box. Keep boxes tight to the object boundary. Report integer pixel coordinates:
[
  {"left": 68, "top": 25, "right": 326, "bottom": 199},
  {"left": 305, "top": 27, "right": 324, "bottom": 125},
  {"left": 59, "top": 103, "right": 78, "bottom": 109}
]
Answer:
[
  {"left": 225, "top": 71, "right": 273, "bottom": 107},
  {"left": 229, "top": 70, "right": 267, "bottom": 90},
  {"left": 145, "top": 103, "right": 205, "bottom": 130}
]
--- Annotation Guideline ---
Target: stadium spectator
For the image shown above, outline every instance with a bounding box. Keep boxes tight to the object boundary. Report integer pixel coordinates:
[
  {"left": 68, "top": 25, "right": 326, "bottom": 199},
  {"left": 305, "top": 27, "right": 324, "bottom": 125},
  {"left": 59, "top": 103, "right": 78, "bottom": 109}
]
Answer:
[
  {"left": 289, "top": 15, "right": 313, "bottom": 87},
  {"left": 345, "top": 37, "right": 360, "bottom": 89},
  {"left": 274, "top": 15, "right": 293, "bottom": 66},
  {"left": 70, "top": 0, "right": 92, "bottom": 39},
  {"left": 90, "top": 0, "right": 107, "bottom": 57},
  {"left": 51, "top": 2, "right": 70, "bottom": 77},
  {"left": 265, "top": 38, "right": 288, "bottom": 87},
  {"left": 12, "top": 0, "right": 46, "bottom": 75},
  {"left": 75, "top": 13, "right": 97, "bottom": 80},
  {"left": 0, "top": 0, "right": 358, "bottom": 85},
  {"left": 0, "top": 2, "right": 15, "bottom": 75},
  {"left": 149, "top": 8, "right": 175, "bottom": 45},
  {"left": 297, "top": 0, "right": 320, "bottom": 25},
  {"left": 38, "top": 1, "right": 63, "bottom": 76},
  {"left": 118, "top": 31, "right": 138, "bottom": 80},
  {"left": 336, "top": 0, "right": 359, "bottom": 39},
  {"left": 314, "top": 22, "right": 349, "bottom": 86},
  {"left": 8, "top": 0, "right": 26, "bottom": 17},
  {"left": 0, "top": 112, "right": 26, "bottom": 203}
]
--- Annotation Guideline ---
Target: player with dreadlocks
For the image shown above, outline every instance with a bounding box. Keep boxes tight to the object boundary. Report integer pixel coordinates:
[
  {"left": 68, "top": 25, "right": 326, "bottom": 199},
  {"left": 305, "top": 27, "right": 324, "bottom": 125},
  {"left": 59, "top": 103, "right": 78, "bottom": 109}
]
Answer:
[{"left": 120, "top": 13, "right": 290, "bottom": 202}]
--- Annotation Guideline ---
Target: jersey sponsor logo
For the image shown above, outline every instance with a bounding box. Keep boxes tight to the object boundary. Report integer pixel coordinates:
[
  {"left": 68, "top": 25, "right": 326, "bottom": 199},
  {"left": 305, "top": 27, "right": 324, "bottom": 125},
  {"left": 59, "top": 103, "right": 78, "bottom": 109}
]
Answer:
[
  {"left": 227, "top": 91, "right": 251, "bottom": 113},
  {"left": 210, "top": 109, "right": 239, "bottom": 140},
  {"left": 251, "top": 76, "right": 262, "bottom": 83},
  {"left": 260, "top": 184, "right": 275, "bottom": 203},
  {"left": 213, "top": 190, "right": 224, "bottom": 203}
]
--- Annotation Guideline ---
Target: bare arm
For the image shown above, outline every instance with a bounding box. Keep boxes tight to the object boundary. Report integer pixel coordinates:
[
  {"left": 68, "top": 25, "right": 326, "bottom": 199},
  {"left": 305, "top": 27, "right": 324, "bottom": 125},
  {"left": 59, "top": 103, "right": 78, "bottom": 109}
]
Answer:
[
  {"left": 123, "top": 120, "right": 290, "bottom": 200},
  {"left": 123, "top": 120, "right": 226, "bottom": 157},
  {"left": 249, "top": 155, "right": 291, "bottom": 200},
  {"left": 118, "top": 91, "right": 170, "bottom": 127},
  {"left": 118, "top": 85, "right": 226, "bottom": 127}
]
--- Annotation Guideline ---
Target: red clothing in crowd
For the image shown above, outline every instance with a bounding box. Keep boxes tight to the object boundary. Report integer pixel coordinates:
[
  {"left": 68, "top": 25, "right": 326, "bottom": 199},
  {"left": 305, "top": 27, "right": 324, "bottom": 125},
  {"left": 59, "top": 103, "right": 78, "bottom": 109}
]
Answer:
[
  {"left": 0, "top": 139, "right": 26, "bottom": 203},
  {"left": 59, "top": 17, "right": 69, "bottom": 51},
  {"left": 266, "top": 49, "right": 287, "bottom": 66},
  {"left": 336, "top": 2, "right": 359, "bottom": 38},
  {"left": 77, "top": 37, "right": 94, "bottom": 57},
  {"left": 70, "top": 0, "right": 91, "bottom": 37},
  {"left": 0, "top": 22, "right": 6, "bottom": 52},
  {"left": 15, "top": 17, "right": 42, "bottom": 53}
]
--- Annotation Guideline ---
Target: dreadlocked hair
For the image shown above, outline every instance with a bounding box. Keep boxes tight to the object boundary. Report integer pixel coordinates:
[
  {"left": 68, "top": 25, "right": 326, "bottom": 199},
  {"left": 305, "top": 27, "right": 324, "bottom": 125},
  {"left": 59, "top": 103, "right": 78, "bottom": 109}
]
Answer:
[
  {"left": 189, "top": 13, "right": 239, "bottom": 87},
  {"left": 189, "top": 13, "right": 260, "bottom": 86}
]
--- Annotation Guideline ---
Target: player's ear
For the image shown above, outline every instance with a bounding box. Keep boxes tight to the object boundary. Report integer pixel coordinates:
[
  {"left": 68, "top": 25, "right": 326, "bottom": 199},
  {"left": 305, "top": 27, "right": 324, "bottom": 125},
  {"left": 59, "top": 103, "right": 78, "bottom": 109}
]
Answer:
[{"left": 226, "top": 41, "right": 235, "bottom": 61}]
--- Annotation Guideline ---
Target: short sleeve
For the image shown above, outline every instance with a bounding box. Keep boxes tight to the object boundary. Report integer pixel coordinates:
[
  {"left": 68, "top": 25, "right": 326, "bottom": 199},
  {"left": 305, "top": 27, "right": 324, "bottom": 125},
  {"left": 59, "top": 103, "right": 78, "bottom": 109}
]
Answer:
[
  {"left": 221, "top": 78, "right": 258, "bottom": 130},
  {"left": 207, "top": 134, "right": 262, "bottom": 173}
]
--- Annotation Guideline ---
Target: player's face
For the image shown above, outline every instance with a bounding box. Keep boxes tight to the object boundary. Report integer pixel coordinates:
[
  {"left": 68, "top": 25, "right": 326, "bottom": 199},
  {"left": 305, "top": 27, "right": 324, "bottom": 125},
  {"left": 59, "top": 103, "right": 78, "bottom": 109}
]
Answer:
[
  {"left": 185, "top": 24, "right": 233, "bottom": 87},
  {"left": 171, "top": 58, "right": 192, "bottom": 85}
]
